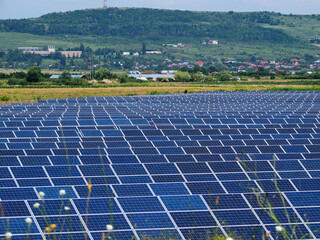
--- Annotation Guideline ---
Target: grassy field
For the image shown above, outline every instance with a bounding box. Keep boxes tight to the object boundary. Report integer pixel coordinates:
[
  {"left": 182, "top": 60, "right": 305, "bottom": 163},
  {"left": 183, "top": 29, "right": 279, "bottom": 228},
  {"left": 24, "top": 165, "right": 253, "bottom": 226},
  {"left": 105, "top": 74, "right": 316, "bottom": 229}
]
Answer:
[
  {"left": 0, "top": 31, "right": 318, "bottom": 62},
  {"left": 1, "top": 81, "right": 320, "bottom": 104}
]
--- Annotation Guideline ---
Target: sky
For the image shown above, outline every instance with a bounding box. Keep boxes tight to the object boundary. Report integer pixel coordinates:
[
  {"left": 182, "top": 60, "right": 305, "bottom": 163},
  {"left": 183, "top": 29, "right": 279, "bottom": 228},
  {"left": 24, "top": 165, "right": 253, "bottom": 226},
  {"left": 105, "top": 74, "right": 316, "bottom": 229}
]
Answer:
[{"left": 0, "top": 0, "right": 319, "bottom": 19}]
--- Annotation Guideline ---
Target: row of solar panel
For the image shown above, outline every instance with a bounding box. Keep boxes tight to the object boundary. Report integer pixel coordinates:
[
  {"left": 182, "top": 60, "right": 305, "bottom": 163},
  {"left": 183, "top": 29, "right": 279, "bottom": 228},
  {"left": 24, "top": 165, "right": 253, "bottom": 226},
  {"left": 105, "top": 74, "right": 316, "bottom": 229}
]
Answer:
[
  {"left": 3, "top": 178, "right": 320, "bottom": 200},
  {"left": 0, "top": 145, "right": 318, "bottom": 157},
  {"left": 1, "top": 115, "right": 319, "bottom": 124},
  {"left": 0, "top": 139, "right": 319, "bottom": 149}
]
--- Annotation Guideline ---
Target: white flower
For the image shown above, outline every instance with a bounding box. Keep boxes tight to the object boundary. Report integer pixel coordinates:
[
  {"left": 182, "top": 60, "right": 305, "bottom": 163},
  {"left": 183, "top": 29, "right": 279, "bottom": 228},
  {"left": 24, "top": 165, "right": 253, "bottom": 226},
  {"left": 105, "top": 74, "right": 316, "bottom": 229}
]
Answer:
[
  {"left": 39, "top": 191, "right": 45, "bottom": 199},
  {"left": 106, "top": 224, "right": 113, "bottom": 231},
  {"left": 25, "top": 217, "right": 32, "bottom": 224},
  {"left": 226, "top": 238, "right": 234, "bottom": 240},
  {"left": 59, "top": 189, "right": 66, "bottom": 196},
  {"left": 64, "top": 206, "right": 70, "bottom": 211},
  {"left": 276, "top": 225, "right": 284, "bottom": 233},
  {"left": 33, "top": 203, "right": 40, "bottom": 209},
  {"left": 5, "top": 232, "right": 12, "bottom": 239}
]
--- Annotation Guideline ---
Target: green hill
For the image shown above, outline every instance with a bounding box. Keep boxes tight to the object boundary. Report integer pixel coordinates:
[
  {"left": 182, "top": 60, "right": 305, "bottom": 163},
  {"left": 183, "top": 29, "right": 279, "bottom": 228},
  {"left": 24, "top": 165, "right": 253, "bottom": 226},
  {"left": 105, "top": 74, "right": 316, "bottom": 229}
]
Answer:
[
  {"left": 0, "top": 8, "right": 319, "bottom": 61},
  {"left": 0, "top": 8, "right": 297, "bottom": 42}
]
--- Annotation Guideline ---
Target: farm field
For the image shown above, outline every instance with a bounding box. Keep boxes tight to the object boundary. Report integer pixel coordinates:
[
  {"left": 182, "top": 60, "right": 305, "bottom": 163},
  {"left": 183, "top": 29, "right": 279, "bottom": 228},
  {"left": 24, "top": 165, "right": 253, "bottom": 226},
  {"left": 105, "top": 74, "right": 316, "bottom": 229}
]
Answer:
[{"left": 1, "top": 80, "right": 320, "bottom": 103}]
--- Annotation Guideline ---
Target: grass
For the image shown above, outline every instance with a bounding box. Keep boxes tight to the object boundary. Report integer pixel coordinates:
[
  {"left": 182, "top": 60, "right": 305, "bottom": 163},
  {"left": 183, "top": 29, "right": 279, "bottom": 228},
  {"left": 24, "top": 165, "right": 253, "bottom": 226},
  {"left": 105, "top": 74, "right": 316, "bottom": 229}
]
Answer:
[{"left": 0, "top": 81, "right": 320, "bottom": 103}]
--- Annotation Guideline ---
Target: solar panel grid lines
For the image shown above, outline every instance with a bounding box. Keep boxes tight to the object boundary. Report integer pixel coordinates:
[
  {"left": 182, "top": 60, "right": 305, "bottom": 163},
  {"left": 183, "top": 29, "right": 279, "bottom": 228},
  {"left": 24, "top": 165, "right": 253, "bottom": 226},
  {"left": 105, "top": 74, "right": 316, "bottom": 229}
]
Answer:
[{"left": 1, "top": 92, "right": 320, "bottom": 239}]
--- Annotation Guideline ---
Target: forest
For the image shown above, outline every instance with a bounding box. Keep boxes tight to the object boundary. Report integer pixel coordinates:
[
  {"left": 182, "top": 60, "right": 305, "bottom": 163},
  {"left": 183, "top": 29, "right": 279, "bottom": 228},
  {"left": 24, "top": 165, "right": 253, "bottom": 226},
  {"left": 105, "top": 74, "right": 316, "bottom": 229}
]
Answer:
[{"left": 0, "top": 8, "right": 303, "bottom": 43}]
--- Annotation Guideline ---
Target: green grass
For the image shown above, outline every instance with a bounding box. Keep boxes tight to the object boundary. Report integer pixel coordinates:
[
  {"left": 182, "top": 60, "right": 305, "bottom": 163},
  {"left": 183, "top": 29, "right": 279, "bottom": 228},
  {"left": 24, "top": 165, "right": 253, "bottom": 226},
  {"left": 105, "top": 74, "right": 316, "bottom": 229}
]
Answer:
[
  {"left": 0, "top": 31, "right": 318, "bottom": 62},
  {"left": 0, "top": 32, "right": 78, "bottom": 50}
]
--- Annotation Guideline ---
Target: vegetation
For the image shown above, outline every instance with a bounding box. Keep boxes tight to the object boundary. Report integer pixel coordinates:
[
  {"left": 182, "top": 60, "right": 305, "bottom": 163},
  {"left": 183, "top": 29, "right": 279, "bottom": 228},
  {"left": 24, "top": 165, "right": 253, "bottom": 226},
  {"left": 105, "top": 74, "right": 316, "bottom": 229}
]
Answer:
[
  {"left": 0, "top": 9, "right": 297, "bottom": 43},
  {"left": 0, "top": 8, "right": 319, "bottom": 70},
  {"left": 26, "top": 66, "right": 42, "bottom": 82}
]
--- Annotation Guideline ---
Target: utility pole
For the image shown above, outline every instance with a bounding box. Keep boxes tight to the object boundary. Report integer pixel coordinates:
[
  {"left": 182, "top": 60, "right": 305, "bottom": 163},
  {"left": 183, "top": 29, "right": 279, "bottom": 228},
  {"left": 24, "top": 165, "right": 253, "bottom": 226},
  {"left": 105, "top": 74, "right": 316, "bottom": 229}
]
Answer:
[{"left": 103, "top": 0, "right": 108, "bottom": 8}]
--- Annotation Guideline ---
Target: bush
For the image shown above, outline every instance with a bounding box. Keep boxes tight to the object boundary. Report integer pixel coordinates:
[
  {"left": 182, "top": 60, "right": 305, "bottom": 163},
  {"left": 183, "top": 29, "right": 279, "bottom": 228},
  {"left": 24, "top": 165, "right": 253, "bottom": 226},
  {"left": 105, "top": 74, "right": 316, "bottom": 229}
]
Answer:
[
  {"left": 175, "top": 72, "right": 191, "bottom": 82},
  {"left": 9, "top": 71, "right": 26, "bottom": 79},
  {"left": 7, "top": 78, "right": 27, "bottom": 86},
  {"left": 0, "top": 95, "right": 11, "bottom": 101},
  {"left": 217, "top": 71, "right": 232, "bottom": 81},
  {"left": 117, "top": 74, "right": 129, "bottom": 83},
  {"left": 59, "top": 71, "right": 72, "bottom": 80},
  {"left": 0, "top": 73, "right": 7, "bottom": 79},
  {"left": 26, "top": 67, "right": 42, "bottom": 83},
  {"left": 53, "top": 78, "right": 89, "bottom": 86},
  {"left": 94, "top": 68, "right": 113, "bottom": 80}
]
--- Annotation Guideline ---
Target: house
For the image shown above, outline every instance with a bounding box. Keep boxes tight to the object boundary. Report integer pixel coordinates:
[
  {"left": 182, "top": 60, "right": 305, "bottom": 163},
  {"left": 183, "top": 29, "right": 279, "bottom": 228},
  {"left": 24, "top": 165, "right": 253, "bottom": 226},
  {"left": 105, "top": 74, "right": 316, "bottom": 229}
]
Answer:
[
  {"left": 122, "top": 52, "right": 130, "bottom": 56},
  {"left": 61, "top": 51, "right": 82, "bottom": 58},
  {"left": 146, "top": 51, "right": 162, "bottom": 54},
  {"left": 208, "top": 40, "right": 219, "bottom": 45},
  {"left": 314, "top": 59, "right": 320, "bottom": 67},
  {"left": 202, "top": 40, "right": 219, "bottom": 45},
  {"left": 18, "top": 45, "right": 56, "bottom": 56},
  {"left": 195, "top": 62, "right": 205, "bottom": 66}
]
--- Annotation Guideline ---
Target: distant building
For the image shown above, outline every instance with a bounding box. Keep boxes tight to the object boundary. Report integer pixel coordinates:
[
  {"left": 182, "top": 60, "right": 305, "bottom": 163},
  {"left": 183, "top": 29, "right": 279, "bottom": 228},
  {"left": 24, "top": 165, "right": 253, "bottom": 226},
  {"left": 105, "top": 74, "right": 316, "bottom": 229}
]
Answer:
[
  {"left": 61, "top": 51, "right": 82, "bottom": 58},
  {"left": 122, "top": 52, "right": 130, "bottom": 56},
  {"left": 50, "top": 74, "right": 86, "bottom": 79},
  {"left": 146, "top": 51, "right": 162, "bottom": 54},
  {"left": 314, "top": 59, "right": 320, "bottom": 67},
  {"left": 18, "top": 46, "right": 82, "bottom": 58},
  {"left": 202, "top": 40, "right": 219, "bottom": 45},
  {"left": 18, "top": 47, "right": 39, "bottom": 52}
]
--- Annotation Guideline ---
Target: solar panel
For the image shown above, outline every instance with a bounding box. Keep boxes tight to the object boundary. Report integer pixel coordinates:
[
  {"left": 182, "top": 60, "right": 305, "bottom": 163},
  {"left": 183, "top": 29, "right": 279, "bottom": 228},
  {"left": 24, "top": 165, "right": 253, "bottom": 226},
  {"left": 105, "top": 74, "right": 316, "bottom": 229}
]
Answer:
[{"left": 1, "top": 91, "right": 320, "bottom": 239}]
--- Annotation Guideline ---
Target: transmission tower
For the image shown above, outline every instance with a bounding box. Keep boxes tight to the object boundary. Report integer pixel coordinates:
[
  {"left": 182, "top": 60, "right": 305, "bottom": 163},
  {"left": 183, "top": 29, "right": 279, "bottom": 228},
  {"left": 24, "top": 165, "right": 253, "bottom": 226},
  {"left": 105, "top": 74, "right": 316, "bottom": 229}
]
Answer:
[{"left": 103, "top": 0, "right": 108, "bottom": 8}]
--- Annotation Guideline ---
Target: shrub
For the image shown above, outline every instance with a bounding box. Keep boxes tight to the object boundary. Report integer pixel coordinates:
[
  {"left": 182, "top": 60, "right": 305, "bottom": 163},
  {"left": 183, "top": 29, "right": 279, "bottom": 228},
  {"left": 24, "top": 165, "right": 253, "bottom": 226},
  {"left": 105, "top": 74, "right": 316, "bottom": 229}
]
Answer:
[
  {"left": 217, "top": 71, "right": 233, "bottom": 81},
  {"left": 7, "top": 78, "right": 27, "bottom": 86},
  {"left": 0, "top": 95, "right": 11, "bottom": 101},
  {"left": 94, "top": 68, "right": 113, "bottom": 80},
  {"left": 26, "top": 67, "right": 42, "bottom": 82},
  {"left": 175, "top": 71, "right": 191, "bottom": 82},
  {"left": 59, "top": 71, "right": 72, "bottom": 80},
  {"left": 53, "top": 78, "right": 89, "bottom": 86}
]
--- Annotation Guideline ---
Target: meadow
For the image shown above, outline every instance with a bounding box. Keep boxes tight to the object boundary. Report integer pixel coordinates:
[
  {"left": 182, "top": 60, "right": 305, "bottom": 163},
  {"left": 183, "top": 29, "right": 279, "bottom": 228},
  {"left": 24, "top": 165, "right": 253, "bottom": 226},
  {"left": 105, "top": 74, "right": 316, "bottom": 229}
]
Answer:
[{"left": 1, "top": 80, "right": 320, "bottom": 103}]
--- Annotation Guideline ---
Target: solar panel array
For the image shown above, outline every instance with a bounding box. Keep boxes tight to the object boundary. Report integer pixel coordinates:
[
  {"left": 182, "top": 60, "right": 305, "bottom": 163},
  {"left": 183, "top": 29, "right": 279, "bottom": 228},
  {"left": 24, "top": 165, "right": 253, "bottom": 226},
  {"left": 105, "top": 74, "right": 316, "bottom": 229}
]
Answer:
[{"left": 0, "top": 91, "right": 320, "bottom": 240}]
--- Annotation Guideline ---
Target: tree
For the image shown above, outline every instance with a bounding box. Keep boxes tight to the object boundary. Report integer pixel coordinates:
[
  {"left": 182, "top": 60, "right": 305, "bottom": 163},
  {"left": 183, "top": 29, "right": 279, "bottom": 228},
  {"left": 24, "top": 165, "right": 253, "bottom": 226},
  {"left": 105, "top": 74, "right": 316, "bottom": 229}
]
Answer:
[
  {"left": 217, "top": 71, "right": 232, "bottom": 81},
  {"left": 80, "top": 43, "right": 85, "bottom": 52},
  {"left": 174, "top": 72, "right": 191, "bottom": 82},
  {"left": 60, "top": 71, "right": 71, "bottom": 80},
  {"left": 142, "top": 42, "right": 146, "bottom": 55},
  {"left": 94, "top": 68, "right": 113, "bottom": 80},
  {"left": 192, "top": 72, "right": 203, "bottom": 82},
  {"left": 26, "top": 67, "right": 41, "bottom": 83}
]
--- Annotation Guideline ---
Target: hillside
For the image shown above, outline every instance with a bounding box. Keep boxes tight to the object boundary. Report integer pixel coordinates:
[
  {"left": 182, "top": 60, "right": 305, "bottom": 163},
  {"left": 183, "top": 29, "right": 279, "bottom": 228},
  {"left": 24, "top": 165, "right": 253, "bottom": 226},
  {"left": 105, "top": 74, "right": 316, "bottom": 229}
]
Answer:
[
  {"left": 0, "top": 8, "right": 319, "bottom": 63},
  {"left": 0, "top": 8, "right": 308, "bottom": 42}
]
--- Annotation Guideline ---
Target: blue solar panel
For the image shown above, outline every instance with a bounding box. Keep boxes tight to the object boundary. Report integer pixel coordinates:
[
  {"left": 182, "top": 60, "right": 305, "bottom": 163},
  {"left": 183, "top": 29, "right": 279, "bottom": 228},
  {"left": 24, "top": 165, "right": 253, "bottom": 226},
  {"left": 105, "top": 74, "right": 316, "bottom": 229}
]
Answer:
[{"left": 1, "top": 91, "right": 320, "bottom": 239}]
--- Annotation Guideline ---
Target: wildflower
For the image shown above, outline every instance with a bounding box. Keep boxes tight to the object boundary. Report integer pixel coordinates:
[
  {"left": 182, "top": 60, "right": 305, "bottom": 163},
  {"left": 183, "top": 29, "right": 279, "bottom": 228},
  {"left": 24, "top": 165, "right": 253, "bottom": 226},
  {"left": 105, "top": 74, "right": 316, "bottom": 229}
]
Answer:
[
  {"left": 59, "top": 189, "right": 66, "bottom": 196},
  {"left": 226, "top": 238, "right": 233, "bottom": 240},
  {"left": 64, "top": 206, "right": 70, "bottom": 211},
  {"left": 5, "top": 232, "right": 12, "bottom": 239},
  {"left": 106, "top": 224, "right": 113, "bottom": 231},
  {"left": 276, "top": 225, "right": 284, "bottom": 233},
  {"left": 45, "top": 227, "right": 51, "bottom": 232},
  {"left": 33, "top": 203, "right": 40, "bottom": 209},
  {"left": 102, "top": 233, "right": 107, "bottom": 240},
  {"left": 25, "top": 217, "right": 32, "bottom": 224},
  {"left": 88, "top": 184, "right": 92, "bottom": 192},
  {"left": 39, "top": 191, "right": 45, "bottom": 199},
  {"left": 215, "top": 196, "right": 219, "bottom": 206},
  {"left": 266, "top": 230, "right": 271, "bottom": 238},
  {"left": 50, "top": 224, "right": 57, "bottom": 229}
]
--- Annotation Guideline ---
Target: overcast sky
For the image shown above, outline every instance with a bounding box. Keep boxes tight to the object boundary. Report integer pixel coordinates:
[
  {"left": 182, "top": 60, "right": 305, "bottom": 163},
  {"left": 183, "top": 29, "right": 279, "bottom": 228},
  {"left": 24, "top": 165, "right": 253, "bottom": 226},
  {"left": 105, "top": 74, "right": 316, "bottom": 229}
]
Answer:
[{"left": 0, "top": 0, "right": 319, "bottom": 19}]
